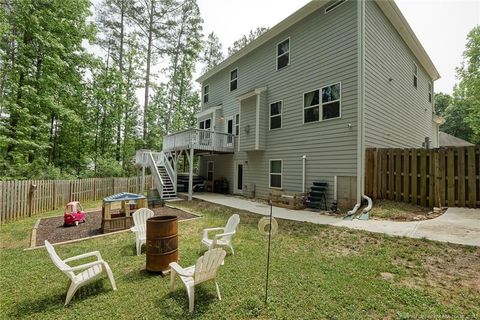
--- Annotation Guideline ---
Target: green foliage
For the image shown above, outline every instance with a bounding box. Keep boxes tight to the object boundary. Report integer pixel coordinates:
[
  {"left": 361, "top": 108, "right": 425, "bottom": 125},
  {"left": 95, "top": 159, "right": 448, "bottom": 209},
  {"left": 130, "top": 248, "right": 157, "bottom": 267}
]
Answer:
[
  {"left": 0, "top": 0, "right": 203, "bottom": 179},
  {"left": 202, "top": 32, "right": 224, "bottom": 73},
  {"left": 433, "top": 92, "right": 451, "bottom": 117},
  {"left": 227, "top": 27, "right": 269, "bottom": 56},
  {"left": 441, "top": 26, "right": 480, "bottom": 144},
  {"left": 454, "top": 25, "right": 480, "bottom": 143}
]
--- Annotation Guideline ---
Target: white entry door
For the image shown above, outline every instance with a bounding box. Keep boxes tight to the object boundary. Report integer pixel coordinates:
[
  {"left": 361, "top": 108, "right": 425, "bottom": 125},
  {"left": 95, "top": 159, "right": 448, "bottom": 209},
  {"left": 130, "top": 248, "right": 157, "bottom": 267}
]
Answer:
[{"left": 233, "top": 161, "right": 244, "bottom": 194}]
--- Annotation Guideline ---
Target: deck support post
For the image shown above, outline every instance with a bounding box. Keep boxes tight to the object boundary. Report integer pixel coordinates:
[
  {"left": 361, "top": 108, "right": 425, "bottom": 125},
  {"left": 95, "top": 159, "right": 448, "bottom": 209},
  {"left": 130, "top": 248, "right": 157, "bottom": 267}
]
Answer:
[
  {"left": 188, "top": 147, "right": 194, "bottom": 201},
  {"left": 141, "top": 165, "right": 146, "bottom": 194}
]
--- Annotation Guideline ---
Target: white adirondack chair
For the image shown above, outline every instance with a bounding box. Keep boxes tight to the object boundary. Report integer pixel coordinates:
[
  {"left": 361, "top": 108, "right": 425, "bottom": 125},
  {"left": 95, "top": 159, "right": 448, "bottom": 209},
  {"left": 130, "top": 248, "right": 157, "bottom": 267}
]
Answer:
[
  {"left": 44, "top": 240, "right": 117, "bottom": 305},
  {"left": 202, "top": 214, "right": 240, "bottom": 254},
  {"left": 130, "top": 208, "right": 154, "bottom": 255},
  {"left": 169, "top": 248, "right": 227, "bottom": 313}
]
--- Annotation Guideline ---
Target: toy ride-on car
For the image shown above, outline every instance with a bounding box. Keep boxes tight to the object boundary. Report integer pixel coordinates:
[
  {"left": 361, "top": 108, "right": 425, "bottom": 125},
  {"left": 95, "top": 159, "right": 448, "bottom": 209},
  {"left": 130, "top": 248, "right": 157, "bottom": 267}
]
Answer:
[{"left": 64, "top": 201, "right": 86, "bottom": 226}]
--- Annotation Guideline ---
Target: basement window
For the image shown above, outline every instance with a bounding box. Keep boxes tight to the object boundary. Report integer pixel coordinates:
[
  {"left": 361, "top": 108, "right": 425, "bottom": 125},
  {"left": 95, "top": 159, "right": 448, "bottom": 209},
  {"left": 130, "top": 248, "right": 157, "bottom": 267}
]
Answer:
[
  {"left": 325, "top": 0, "right": 347, "bottom": 14},
  {"left": 207, "top": 161, "right": 214, "bottom": 181}
]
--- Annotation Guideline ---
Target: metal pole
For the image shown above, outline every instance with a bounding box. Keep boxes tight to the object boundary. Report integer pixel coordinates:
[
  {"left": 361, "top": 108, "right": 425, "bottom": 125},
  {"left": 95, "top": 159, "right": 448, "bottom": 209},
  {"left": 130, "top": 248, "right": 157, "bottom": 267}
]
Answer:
[{"left": 265, "top": 201, "right": 273, "bottom": 304}]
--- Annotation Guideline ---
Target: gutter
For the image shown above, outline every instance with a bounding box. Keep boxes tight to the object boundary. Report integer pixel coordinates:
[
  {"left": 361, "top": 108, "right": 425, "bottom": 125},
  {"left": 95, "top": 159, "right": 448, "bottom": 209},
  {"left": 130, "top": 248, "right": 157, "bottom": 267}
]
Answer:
[{"left": 348, "top": 0, "right": 373, "bottom": 219}]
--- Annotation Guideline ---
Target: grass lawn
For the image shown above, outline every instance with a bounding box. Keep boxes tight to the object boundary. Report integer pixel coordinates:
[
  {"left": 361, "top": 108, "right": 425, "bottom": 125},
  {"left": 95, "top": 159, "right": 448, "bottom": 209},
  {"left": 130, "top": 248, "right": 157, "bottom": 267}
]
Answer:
[{"left": 1, "top": 199, "right": 479, "bottom": 319}]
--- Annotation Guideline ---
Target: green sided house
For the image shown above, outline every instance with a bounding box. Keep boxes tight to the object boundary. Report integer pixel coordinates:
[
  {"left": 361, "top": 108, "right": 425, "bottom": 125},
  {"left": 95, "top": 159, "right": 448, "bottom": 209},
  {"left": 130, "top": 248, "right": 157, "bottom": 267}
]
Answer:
[{"left": 136, "top": 0, "right": 441, "bottom": 210}]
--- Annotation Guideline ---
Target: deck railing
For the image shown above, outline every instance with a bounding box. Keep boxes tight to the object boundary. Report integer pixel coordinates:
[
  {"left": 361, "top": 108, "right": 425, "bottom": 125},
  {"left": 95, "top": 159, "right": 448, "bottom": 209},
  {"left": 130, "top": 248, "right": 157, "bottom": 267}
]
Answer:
[{"left": 163, "top": 129, "right": 235, "bottom": 153}]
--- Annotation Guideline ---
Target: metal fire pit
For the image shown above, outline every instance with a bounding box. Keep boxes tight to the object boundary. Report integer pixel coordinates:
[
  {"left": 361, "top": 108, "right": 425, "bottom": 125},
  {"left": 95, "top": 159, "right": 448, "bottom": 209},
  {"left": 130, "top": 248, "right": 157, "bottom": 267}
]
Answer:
[{"left": 146, "top": 215, "right": 178, "bottom": 272}]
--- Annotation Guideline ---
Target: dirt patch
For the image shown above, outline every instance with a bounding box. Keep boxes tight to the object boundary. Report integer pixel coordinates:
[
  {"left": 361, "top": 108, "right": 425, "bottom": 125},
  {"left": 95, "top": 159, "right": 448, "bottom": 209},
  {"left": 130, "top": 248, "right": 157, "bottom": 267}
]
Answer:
[
  {"left": 366, "top": 200, "right": 445, "bottom": 221},
  {"left": 35, "top": 207, "right": 198, "bottom": 246}
]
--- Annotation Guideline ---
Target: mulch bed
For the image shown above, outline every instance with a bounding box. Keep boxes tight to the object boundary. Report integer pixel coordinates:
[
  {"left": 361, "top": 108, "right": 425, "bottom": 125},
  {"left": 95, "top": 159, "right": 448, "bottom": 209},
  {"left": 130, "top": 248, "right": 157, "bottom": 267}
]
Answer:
[{"left": 35, "top": 207, "right": 198, "bottom": 247}]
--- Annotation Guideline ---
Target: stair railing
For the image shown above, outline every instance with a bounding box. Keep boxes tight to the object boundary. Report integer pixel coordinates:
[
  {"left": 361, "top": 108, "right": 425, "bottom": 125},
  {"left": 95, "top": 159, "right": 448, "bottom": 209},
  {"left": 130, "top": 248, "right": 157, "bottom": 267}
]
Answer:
[
  {"left": 160, "top": 152, "right": 177, "bottom": 194},
  {"left": 148, "top": 152, "right": 164, "bottom": 199}
]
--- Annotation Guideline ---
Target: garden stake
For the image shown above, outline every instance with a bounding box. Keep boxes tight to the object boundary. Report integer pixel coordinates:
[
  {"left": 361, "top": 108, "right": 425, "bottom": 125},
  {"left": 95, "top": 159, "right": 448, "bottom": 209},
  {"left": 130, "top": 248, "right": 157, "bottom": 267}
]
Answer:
[{"left": 265, "top": 201, "right": 273, "bottom": 304}]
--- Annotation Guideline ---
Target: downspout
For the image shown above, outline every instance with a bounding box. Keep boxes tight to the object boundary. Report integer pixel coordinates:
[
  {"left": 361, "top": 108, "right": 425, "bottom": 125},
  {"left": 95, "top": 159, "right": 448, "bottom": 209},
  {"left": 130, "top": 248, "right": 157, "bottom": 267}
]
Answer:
[
  {"left": 349, "top": 0, "right": 373, "bottom": 217},
  {"left": 302, "top": 155, "right": 306, "bottom": 193}
]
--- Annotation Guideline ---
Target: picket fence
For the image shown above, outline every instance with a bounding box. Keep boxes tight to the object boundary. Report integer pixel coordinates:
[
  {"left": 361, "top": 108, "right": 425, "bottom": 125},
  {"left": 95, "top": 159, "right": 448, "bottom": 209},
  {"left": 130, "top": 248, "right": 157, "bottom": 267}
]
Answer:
[{"left": 0, "top": 176, "right": 153, "bottom": 224}]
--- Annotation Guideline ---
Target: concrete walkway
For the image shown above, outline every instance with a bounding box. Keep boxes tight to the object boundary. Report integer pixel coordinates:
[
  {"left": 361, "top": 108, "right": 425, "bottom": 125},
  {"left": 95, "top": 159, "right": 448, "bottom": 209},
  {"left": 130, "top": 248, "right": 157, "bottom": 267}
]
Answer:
[{"left": 191, "top": 193, "right": 480, "bottom": 247}]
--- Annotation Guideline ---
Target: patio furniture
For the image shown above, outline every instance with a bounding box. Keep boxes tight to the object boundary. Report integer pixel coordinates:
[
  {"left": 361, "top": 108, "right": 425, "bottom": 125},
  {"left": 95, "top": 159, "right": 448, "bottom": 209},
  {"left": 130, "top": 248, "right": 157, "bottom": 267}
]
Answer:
[
  {"left": 44, "top": 240, "right": 117, "bottom": 305},
  {"left": 130, "top": 208, "right": 155, "bottom": 255},
  {"left": 169, "top": 248, "right": 227, "bottom": 313},
  {"left": 201, "top": 214, "right": 240, "bottom": 254}
]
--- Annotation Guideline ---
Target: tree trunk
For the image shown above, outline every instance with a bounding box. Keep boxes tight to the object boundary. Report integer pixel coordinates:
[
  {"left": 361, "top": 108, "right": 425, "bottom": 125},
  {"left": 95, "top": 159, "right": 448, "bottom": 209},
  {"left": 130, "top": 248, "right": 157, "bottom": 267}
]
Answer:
[
  {"left": 116, "top": 0, "right": 125, "bottom": 162},
  {"left": 143, "top": 0, "right": 155, "bottom": 144}
]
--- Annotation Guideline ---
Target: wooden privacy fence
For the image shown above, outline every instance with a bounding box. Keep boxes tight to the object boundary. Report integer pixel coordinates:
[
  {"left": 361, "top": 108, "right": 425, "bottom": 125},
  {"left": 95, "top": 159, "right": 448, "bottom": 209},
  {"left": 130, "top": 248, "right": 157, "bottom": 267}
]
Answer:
[
  {"left": 365, "top": 146, "right": 480, "bottom": 208},
  {"left": 0, "top": 176, "right": 153, "bottom": 224}
]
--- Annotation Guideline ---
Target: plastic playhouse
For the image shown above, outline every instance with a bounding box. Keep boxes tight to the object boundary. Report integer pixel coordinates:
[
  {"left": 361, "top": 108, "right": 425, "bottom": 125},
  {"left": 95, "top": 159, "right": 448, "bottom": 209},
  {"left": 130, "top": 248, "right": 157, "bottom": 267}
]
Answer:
[
  {"left": 101, "top": 192, "right": 146, "bottom": 233},
  {"left": 64, "top": 201, "right": 86, "bottom": 226}
]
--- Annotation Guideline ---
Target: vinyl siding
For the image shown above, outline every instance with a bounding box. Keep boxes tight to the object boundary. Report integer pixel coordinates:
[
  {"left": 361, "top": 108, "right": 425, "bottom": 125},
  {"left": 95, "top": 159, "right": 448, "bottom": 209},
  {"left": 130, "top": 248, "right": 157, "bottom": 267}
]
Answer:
[
  {"left": 239, "top": 96, "right": 256, "bottom": 151},
  {"left": 364, "top": 1, "right": 435, "bottom": 148},
  {"left": 199, "top": 0, "right": 359, "bottom": 207}
]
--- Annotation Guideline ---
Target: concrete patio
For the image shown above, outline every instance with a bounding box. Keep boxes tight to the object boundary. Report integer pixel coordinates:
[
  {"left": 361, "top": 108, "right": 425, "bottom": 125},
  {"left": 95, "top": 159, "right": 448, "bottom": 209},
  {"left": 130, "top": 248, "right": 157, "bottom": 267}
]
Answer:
[{"left": 190, "top": 193, "right": 480, "bottom": 247}]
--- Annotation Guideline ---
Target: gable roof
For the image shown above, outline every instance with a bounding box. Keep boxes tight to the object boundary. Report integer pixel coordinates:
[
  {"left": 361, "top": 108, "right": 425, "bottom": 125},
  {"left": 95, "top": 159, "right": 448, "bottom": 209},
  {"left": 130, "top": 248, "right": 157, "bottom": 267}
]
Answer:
[
  {"left": 439, "top": 132, "right": 474, "bottom": 147},
  {"left": 197, "top": 0, "right": 440, "bottom": 83}
]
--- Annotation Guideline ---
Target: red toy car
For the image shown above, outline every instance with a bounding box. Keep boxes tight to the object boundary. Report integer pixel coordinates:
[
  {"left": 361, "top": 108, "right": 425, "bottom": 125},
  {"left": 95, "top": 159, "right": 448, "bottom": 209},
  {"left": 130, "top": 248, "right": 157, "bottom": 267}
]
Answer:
[{"left": 64, "top": 201, "right": 86, "bottom": 226}]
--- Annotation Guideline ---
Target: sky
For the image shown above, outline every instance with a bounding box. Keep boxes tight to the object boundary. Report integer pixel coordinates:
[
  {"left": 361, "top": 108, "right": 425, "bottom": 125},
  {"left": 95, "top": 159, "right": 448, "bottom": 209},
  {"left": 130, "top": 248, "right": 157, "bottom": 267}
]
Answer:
[{"left": 197, "top": 0, "right": 480, "bottom": 94}]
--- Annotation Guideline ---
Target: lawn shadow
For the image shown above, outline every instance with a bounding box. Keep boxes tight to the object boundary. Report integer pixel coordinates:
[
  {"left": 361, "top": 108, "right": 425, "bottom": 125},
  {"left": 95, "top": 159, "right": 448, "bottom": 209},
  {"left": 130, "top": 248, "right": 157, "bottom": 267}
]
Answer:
[
  {"left": 121, "top": 267, "right": 164, "bottom": 283},
  {"left": 118, "top": 243, "right": 138, "bottom": 257},
  {"left": 157, "top": 284, "right": 219, "bottom": 318},
  {"left": 9, "top": 281, "right": 111, "bottom": 318}
]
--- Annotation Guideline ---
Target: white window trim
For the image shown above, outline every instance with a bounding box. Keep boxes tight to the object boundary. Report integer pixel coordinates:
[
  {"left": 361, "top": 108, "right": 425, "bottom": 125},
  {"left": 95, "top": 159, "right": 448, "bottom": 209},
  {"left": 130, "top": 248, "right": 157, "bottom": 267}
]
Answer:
[
  {"left": 199, "top": 118, "right": 212, "bottom": 131},
  {"left": 276, "top": 37, "right": 290, "bottom": 71},
  {"left": 230, "top": 68, "right": 238, "bottom": 92},
  {"left": 207, "top": 161, "right": 214, "bottom": 181},
  {"left": 269, "top": 159, "right": 283, "bottom": 189},
  {"left": 235, "top": 113, "right": 240, "bottom": 136},
  {"left": 269, "top": 100, "right": 283, "bottom": 130},
  {"left": 225, "top": 116, "right": 234, "bottom": 134},
  {"left": 302, "top": 82, "right": 342, "bottom": 125},
  {"left": 203, "top": 84, "right": 209, "bottom": 104}
]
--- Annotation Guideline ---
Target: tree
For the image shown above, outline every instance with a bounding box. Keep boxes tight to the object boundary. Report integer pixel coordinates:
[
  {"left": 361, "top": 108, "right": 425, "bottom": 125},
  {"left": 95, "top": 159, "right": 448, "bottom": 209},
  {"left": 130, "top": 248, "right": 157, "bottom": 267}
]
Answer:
[
  {"left": 0, "top": 0, "right": 95, "bottom": 178},
  {"left": 201, "top": 32, "right": 224, "bottom": 73},
  {"left": 128, "top": 0, "right": 183, "bottom": 143},
  {"left": 441, "top": 99, "right": 474, "bottom": 143},
  {"left": 434, "top": 92, "right": 451, "bottom": 117},
  {"left": 454, "top": 25, "right": 480, "bottom": 143},
  {"left": 227, "top": 27, "right": 268, "bottom": 56},
  {"left": 162, "top": 0, "right": 203, "bottom": 135}
]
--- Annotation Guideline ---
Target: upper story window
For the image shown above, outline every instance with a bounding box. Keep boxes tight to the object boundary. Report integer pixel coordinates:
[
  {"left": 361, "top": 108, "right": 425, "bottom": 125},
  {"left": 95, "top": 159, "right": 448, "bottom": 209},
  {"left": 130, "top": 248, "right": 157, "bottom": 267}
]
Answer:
[
  {"left": 304, "top": 82, "right": 341, "bottom": 123},
  {"left": 203, "top": 85, "right": 209, "bottom": 103},
  {"left": 277, "top": 38, "right": 290, "bottom": 70},
  {"left": 230, "top": 69, "right": 238, "bottom": 91},
  {"left": 428, "top": 82, "right": 432, "bottom": 103},
  {"left": 199, "top": 118, "right": 211, "bottom": 130},
  {"left": 270, "top": 101, "right": 282, "bottom": 130},
  {"left": 413, "top": 63, "right": 418, "bottom": 89},
  {"left": 235, "top": 114, "right": 239, "bottom": 136}
]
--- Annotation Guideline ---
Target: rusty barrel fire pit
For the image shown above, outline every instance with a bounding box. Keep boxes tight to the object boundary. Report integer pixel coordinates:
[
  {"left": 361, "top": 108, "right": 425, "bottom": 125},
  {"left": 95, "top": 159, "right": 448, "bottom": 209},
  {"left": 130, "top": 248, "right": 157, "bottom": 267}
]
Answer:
[{"left": 146, "top": 215, "right": 178, "bottom": 272}]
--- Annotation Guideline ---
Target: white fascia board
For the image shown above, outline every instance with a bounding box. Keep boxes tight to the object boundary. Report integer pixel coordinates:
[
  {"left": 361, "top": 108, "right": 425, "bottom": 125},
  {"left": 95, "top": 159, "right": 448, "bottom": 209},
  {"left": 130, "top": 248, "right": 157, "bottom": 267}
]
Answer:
[{"left": 196, "top": 105, "right": 222, "bottom": 118}]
